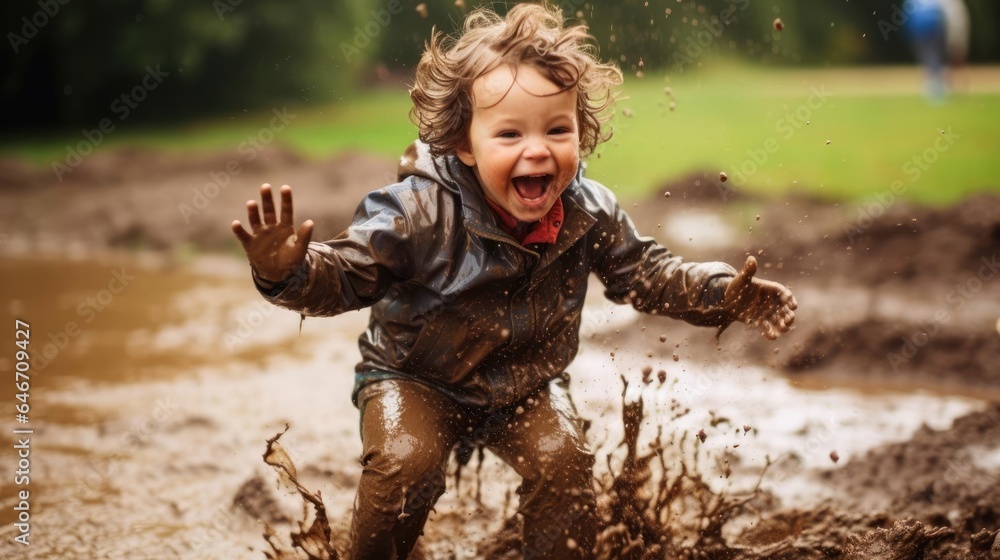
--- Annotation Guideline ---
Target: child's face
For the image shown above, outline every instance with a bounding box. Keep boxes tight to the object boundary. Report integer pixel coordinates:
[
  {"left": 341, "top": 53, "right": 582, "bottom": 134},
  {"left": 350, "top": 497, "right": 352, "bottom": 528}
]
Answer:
[{"left": 457, "top": 63, "right": 580, "bottom": 223}]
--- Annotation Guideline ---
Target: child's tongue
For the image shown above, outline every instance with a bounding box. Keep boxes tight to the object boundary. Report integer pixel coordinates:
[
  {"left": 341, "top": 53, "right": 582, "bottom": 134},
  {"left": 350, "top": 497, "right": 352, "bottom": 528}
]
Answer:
[{"left": 513, "top": 175, "right": 547, "bottom": 200}]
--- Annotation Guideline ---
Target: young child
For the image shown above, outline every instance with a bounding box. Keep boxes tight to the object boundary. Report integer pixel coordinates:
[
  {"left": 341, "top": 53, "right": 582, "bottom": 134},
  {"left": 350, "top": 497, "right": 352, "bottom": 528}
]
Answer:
[{"left": 231, "top": 4, "right": 796, "bottom": 559}]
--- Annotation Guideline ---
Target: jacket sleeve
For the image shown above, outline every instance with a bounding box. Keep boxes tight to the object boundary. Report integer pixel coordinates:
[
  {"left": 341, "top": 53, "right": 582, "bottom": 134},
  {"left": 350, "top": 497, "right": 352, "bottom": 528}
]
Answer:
[
  {"left": 589, "top": 187, "right": 737, "bottom": 327},
  {"left": 251, "top": 187, "right": 414, "bottom": 317}
]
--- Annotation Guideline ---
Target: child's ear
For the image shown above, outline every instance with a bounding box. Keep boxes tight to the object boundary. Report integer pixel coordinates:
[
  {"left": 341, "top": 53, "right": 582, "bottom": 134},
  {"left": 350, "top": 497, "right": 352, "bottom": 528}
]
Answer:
[{"left": 456, "top": 140, "right": 476, "bottom": 167}]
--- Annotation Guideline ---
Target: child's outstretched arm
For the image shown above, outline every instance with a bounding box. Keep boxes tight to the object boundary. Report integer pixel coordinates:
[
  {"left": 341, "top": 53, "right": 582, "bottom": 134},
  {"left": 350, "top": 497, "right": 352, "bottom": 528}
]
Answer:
[
  {"left": 720, "top": 255, "right": 797, "bottom": 340},
  {"left": 231, "top": 183, "right": 314, "bottom": 283}
]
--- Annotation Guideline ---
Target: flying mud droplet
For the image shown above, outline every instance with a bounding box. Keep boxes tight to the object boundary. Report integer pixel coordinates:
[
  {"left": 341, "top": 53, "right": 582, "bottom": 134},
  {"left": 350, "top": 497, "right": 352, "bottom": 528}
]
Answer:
[
  {"left": 773, "top": 18, "right": 784, "bottom": 31},
  {"left": 454, "top": 0, "right": 465, "bottom": 8},
  {"left": 642, "top": 365, "right": 653, "bottom": 384},
  {"left": 719, "top": 171, "right": 728, "bottom": 183},
  {"left": 697, "top": 429, "right": 707, "bottom": 443},
  {"left": 622, "top": 108, "right": 634, "bottom": 118},
  {"left": 830, "top": 450, "right": 840, "bottom": 463},
  {"left": 743, "top": 425, "right": 752, "bottom": 435},
  {"left": 415, "top": 3, "right": 428, "bottom": 18},
  {"left": 755, "top": 214, "right": 761, "bottom": 221},
  {"left": 663, "top": 191, "right": 671, "bottom": 198},
  {"left": 657, "top": 370, "right": 667, "bottom": 383},
  {"left": 826, "top": 140, "right": 831, "bottom": 145},
  {"left": 672, "top": 352, "right": 679, "bottom": 362},
  {"left": 659, "top": 334, "right": 667, "bottom": 342}
]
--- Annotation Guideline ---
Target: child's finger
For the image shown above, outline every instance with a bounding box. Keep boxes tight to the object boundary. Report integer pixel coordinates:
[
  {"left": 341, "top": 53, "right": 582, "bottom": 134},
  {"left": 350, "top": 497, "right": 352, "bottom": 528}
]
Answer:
[
  {"left": 280, "top": 185, "right": 294, "bottom": 226},
  {"left": 246, "top": 200, "right": 263, "bottom": 231},
  {"left": 775, "top": 313, "right": 790, "bottom": 333},
  {"left": 781, "top": 308, "right": 796, "bottom": 329},
  {"left": 231, "top": 220, "right": 252, "bottom": 247},
  {"left": 729, "top": 257, "right": 758, "bottom": 297},
  {"left": 260, "top": 183, "right": 277, "bottom": 224},
  {"left": 297, "top": 219, "right": 315, "bottom": 247},
  {"left": 761, "top": 318, "right": 779, "bottom": 340}
]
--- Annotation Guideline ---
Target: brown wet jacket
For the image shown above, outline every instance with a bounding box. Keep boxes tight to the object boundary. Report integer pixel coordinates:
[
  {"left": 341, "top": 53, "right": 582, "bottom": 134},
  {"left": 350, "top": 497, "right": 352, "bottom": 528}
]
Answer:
[{"left": 255, "top": 141, "right": 738, "bottom": 410}]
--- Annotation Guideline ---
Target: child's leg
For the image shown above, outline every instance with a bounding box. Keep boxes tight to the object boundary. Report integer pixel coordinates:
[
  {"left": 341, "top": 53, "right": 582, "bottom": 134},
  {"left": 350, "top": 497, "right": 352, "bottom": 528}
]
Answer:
[
  {"left": 486, "top": 378, "right": 597, "bottom": 559},
  {"left": 348, "top": 379, "right": 462, "bottom": 560}
]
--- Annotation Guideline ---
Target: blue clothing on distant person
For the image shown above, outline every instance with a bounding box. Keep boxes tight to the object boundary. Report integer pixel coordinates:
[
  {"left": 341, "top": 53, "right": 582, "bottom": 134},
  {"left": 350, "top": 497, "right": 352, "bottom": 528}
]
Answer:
[
  {"left": 906, "top": 0, "right": 970, "bottom": 102},
  {"left": 906, "top": 0, "right": 947, "bottom": 100}
]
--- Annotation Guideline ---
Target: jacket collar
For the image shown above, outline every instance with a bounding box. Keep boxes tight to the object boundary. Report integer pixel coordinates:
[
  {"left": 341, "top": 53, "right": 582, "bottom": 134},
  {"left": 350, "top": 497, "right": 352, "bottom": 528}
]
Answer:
[{"left": 455, "top": 156, "right": 596, "bottom": 269}]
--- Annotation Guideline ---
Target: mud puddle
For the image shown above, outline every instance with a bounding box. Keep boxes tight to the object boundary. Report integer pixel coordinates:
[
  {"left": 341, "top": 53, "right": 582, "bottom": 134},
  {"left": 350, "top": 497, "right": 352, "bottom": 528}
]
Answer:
[
  {"left": 1, "top": 252, "right": 993, "bottom": 559},
  {"left": 0, "top": 253, "right": 364, "bottom": 558}
]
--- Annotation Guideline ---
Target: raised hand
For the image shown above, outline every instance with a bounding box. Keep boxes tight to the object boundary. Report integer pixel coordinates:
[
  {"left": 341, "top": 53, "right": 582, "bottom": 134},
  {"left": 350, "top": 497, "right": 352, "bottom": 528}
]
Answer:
[
  {"left": 722, "top": 256, "right": 797, "bottom": 340},
  {"left": 231, "top": 184, "right": 314, "bottom": 283}
]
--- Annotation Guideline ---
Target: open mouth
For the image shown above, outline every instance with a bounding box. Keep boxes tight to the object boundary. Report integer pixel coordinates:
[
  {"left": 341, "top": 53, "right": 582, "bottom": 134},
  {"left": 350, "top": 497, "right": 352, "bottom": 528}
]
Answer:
[{"left": 512, "top": 174, "right": 553, "bottom": 201}]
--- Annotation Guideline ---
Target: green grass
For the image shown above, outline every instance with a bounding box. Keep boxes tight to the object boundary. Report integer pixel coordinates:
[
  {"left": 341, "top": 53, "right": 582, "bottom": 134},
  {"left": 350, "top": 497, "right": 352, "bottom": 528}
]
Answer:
[
  {"left": 5, "top": 64, "right": 1000, "bottom": 205},
  {"left": 599, "top": 65, "right": 1000, "bottom": 204}
]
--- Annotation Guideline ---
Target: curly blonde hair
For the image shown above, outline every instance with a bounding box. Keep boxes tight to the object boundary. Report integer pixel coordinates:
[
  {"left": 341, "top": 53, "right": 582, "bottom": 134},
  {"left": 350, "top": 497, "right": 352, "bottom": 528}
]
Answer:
[{"left": 409, "top": 3, "right": 623, "bottom": 159}]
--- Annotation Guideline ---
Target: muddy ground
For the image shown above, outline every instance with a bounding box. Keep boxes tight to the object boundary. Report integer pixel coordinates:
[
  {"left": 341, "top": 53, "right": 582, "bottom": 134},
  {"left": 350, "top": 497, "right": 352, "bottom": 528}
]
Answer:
[{"left": 0, "top": 147, "right": 998, "bottom": 559}]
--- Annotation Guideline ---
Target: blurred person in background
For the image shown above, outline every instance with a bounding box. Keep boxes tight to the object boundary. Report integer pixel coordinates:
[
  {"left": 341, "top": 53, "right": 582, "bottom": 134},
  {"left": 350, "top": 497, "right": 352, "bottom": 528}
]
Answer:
[{"left": 906, "top": 0, "right": 970, "bottom": 101}]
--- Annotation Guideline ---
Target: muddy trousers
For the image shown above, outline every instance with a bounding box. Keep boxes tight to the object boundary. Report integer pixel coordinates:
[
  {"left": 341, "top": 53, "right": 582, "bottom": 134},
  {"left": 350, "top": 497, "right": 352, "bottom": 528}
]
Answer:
[{"left": 347, "top": 377, "right": 597, "bottom": 560}]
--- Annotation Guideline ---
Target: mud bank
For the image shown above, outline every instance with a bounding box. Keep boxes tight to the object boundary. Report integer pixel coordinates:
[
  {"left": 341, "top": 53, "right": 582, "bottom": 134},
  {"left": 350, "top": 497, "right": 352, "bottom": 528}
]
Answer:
[{"left": 630, "top": 171, "right": 1000, "bottom": 395}]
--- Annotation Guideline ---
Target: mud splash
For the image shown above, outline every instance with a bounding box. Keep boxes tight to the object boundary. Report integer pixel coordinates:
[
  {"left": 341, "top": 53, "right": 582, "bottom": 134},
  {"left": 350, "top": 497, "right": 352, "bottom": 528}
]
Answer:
[
  {"left": 261, "top": 425, "right": 338, "bottom": 560},
  {"left": 256, "top": 382, "right": 1000, "bottom": 559}
]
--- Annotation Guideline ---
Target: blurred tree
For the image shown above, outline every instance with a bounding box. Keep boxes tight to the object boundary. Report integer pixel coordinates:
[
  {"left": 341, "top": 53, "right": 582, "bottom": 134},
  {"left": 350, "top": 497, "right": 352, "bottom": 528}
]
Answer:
[
  {"left": 1, "top": 0, "right": 996, "bottom": 130},
  {"left": 1, "top": 0, "right": 366, "bottom": 128},
  {"left": 371, "top": 0, "right": 998, "bottom": 72}
]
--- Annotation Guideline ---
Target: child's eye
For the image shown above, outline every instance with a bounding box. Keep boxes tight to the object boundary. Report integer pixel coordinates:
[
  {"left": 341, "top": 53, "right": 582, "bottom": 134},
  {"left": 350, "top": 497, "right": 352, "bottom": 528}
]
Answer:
[
  {"left": 549, "top": 127, "right": 572, "bottom": 135},
  {"left": 498, "top": 131, "right": 519, "bottom": 139}
]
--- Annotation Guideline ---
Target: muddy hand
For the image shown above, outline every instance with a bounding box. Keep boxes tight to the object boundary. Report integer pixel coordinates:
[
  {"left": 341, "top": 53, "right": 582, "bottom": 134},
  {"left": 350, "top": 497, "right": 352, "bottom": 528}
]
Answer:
[
  {"left": 723, "top": 256, "right": 797, "bottom": 340},
  {"left": 231, "top": 184, "right": 314, "bottom": 282}
]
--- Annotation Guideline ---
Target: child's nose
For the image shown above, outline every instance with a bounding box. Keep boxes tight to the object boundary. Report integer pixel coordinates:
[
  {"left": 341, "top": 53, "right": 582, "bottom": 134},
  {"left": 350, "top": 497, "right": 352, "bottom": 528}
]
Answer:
[{"left": 523, "top": 137, "right": 551, "bottom": 159}]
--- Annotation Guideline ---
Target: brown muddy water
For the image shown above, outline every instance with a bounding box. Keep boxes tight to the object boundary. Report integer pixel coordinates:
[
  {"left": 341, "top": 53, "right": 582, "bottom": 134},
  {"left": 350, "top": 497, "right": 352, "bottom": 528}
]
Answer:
[{"left": 0, "top": 253, "right": 990, "bottom": 559}]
